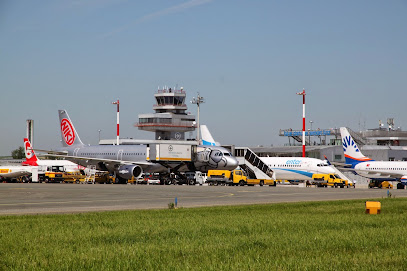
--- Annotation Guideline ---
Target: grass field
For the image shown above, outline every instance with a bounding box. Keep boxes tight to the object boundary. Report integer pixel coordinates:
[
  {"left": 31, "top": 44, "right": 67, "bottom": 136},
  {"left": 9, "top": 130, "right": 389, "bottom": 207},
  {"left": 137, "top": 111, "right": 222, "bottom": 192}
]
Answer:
[{"left": 1, "top": 198, "right": 407, "bottom": 270}]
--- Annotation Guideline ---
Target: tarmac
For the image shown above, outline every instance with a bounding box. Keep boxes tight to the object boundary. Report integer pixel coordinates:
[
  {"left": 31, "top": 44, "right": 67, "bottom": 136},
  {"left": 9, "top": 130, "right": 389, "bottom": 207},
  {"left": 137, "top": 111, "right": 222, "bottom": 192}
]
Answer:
[{"left": 0, "top": 183, "right": 405, "bottom": 215}]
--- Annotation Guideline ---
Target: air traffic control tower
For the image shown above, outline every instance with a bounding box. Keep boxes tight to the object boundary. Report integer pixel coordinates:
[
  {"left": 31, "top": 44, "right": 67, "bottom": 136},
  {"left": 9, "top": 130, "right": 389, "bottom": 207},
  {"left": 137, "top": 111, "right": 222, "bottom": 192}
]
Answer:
[{"left": 135, "top": 87, "right": 196, "bottom": 140}]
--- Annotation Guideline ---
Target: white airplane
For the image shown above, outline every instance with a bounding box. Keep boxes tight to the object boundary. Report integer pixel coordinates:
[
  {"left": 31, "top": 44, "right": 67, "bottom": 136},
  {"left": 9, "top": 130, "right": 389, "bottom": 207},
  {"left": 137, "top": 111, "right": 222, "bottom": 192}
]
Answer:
[
  {"left": 200, "top": 125, "right": 336, "bottom": 181},
  {"left": 260, "top": 157, "right": 335, "bottom": 181},
  {"left": 22, "top": 138, "right": 82, "bottom": 173},
  {"left": 340, "top": 127, "right": 407, "bottom": 185}
]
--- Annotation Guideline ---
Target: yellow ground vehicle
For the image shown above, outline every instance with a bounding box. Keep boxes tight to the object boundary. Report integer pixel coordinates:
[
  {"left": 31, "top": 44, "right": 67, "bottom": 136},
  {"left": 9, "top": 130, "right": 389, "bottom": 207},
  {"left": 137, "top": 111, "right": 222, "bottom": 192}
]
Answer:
[
  {"left": 368, "top": 180, "right": 393, "bottom": 189},
  {"left": 206, "top": 169, "right": 275, "bottom": 186},
  {"left": 43, "top": 166, "right": 65, "bottom": 183},
  {"left": 94, "top": 172, "right": 115, "bottom": 184},
  {"left": 312, "top": 174, "right": 348, "bottom": 188},
  {"left": 63, "top": 172, "right": 86, "bottom": 183}
]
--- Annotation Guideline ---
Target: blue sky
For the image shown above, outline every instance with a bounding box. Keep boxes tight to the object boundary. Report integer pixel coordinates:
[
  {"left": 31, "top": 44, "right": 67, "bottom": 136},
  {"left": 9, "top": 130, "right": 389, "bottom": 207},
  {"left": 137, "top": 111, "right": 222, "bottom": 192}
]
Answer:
[{"left": 1, "top": 0, "right": 406, "bottom": 156}]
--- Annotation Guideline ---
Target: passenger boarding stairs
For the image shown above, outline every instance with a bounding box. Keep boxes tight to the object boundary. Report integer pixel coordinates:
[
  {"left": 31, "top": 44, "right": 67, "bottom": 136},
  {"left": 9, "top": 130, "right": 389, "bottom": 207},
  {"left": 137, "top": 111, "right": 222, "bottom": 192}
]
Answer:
[
  {"left": 331, "top": 166, "right": 351, "bottom": 182},
  {"left": 234, "top": 147, "right": 274, "bottom": 180}
]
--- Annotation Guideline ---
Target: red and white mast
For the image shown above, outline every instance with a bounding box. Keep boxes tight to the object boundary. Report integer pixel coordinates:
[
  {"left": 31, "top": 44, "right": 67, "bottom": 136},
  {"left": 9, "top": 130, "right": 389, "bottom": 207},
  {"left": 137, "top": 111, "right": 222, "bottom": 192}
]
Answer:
[
  {"left": 296, "top": 89, "right": 306, "bottom": 157},
  {"left": 112, "top": 99, "right": 120, "bottom": 145}
]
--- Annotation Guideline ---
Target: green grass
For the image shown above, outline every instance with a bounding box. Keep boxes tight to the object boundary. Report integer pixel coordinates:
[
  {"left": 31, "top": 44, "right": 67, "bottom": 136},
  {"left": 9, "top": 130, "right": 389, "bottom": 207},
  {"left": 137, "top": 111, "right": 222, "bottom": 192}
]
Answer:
[{"left": 1, "top": 198, "right": 407, "bottom": 270}]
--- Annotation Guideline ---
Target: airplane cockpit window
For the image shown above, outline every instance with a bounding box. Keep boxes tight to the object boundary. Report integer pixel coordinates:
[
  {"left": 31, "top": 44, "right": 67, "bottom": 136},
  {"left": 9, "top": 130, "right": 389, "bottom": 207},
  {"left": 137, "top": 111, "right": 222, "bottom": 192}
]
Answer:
[{"left": 223, "top": 152, "right": 231, "bottom": 156}]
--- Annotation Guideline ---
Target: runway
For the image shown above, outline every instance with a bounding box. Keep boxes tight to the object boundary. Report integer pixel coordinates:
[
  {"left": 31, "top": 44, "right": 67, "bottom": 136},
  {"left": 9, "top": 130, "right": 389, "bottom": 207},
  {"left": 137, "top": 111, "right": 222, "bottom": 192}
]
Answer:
[{"left": 1, "top": 183, "right": 406, "bottom": 215}]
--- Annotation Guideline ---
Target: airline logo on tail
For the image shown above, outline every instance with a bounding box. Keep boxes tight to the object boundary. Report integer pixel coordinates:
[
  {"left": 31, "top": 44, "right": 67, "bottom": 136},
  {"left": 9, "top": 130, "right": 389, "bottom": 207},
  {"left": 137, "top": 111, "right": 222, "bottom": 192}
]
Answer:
[
  {"left": 342, "top": 135, "right": 360, "bottom": 154},
  {"left": 61, "top": 118, "right": 76, "bottom": 146},
  {"left": 340, "top": 127, "right": 373, "bottom": 166},
  {"left": 24, "top": 140, "right": 34, "bottom": 159},
  {"left": 22, "top": 138, "right": 38, "bottom": 166}
]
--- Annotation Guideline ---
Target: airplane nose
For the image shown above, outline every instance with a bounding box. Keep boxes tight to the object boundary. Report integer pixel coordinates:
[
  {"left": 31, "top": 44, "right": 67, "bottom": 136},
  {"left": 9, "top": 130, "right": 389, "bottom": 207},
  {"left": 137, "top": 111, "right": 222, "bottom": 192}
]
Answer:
[{"left": 227, "top": 157, "right": 239, "bottom": 170}]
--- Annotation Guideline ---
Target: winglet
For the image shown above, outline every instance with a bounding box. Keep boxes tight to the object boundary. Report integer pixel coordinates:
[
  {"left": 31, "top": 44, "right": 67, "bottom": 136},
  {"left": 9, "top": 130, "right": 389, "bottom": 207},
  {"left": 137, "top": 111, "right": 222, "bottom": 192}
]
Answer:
[{"left": 323, "top": 155, "right": 332, "bottom": 166}]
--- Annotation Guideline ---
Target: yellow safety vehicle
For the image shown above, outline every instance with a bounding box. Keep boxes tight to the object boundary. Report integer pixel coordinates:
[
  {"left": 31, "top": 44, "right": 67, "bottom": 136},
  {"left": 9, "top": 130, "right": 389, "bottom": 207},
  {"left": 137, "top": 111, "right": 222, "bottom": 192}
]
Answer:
[
  {"left": 62, "top": 171, "right": 86, "bottom": 183},
  {"left": 206, "top": 169, "right": 275, "bottom": 186},
  {"left": 93, "top": 172, "right": 115, "bottom": 184},
  {"left": 368, "top": 180, "right": 393, "bottom": 189},
  {"left": 312, "top": 173, "right": 348, "bottom": 188}
]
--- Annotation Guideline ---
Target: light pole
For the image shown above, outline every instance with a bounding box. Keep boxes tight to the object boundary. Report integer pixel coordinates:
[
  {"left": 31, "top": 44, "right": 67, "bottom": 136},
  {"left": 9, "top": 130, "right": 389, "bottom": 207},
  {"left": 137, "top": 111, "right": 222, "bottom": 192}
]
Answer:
[
  {"left": 296, "top": 89, "right": 306, "bottom": 157},
  {"left": 191, "top": 93, "right": 205, "bottom": 144},
  {"left": 98, "top": 129, "right": 102, "bottom": 143},
  {"left": 309, "top": 120, "right": 313, "bottom": 145},
  {"left": 112, "top": 99, "right": 120, "bottom": 145}
]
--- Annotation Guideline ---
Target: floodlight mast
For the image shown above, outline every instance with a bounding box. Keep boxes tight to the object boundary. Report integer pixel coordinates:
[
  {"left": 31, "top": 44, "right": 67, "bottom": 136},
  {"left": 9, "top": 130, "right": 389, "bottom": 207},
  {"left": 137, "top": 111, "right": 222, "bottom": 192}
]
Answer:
[
  {"left": 190, "top": 93, "right": 205, "bottom": 144},
  {"left": 112, "top": 99, "right": 120, "bottom": 145}
]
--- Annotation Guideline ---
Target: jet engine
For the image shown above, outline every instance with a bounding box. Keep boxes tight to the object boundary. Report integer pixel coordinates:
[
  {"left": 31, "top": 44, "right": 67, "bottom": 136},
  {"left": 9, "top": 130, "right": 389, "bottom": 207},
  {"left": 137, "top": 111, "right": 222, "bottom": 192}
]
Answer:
[{"left": 117, "top": 165, "right": 143, "bottom": 179}]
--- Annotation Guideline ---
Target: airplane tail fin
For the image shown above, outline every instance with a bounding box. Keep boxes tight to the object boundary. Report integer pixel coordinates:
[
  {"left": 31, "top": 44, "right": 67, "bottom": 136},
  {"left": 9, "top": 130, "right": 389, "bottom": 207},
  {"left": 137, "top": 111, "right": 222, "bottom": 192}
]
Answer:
[
  {"left": 200, "top": 125, "right": 219, "bottom": 146},
  {"left": 340, "top": 127, "right": 373, "bottom": 167},
  {"left": 22, "top": 138, "right": 38, "bottom": 166},
  {"left": 58, "top": 109, "right": 85, "bottom": 147}
]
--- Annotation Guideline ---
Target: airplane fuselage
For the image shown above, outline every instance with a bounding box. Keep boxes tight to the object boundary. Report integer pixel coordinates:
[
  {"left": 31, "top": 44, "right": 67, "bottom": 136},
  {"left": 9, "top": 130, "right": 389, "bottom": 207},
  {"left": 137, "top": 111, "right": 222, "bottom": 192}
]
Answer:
[
  {"left": 354, "top": 161, "right": 407, "bottom": 180},
  {"left": 56, "top": 144, "right": 238, "bottom": 175},
  {"left": 260, "top": 157, "right": 335, "bottom": 181}
]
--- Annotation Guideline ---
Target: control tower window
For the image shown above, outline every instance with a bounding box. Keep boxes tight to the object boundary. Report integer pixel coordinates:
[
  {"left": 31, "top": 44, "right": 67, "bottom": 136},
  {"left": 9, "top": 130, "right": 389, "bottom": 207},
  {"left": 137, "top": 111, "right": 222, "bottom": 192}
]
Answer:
[
  {"left": 164, "top": 96, "right": 174, "bottom": 105},
  {"left": 174, "top": 96, "right": 185, "bottom": 106},
  {"left": 156, "top": 97, "right": 164, "bottom": 105}
]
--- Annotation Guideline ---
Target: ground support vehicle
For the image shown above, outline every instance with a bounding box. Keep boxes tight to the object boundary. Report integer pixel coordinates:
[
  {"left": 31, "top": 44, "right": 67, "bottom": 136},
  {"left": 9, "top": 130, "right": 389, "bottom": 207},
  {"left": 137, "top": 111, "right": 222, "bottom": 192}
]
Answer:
[
  {"left": 206, "top": 169, "right": 275, "bottom": 186},
  {"left": 397, "top": 183, "right": 406, "bottom": 189},
  {"left": 42, "top": 166, "right": 65, "bottom": 183},
  {"left": 312, "top": 174, "right": 348, "bottom": 188},
  {"left": 136, "top": 173, "right": 160, "bottom": 185},
  {"left": 178, "top": 171, "right": 207, "bottom": 185},
  {"left": 369, "top": 180, "right": 393, "bottom": 189},
  {"left": 94, "top": 172, "right": 114, "bottom": 184},
  {"left": 62, "top": 172, "right": 86, "bottom": 183}
]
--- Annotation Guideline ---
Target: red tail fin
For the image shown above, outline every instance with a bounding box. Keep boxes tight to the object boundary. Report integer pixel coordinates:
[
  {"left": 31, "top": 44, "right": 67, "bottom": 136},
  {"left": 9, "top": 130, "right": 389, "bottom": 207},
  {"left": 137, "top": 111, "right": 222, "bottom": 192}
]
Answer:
[{"left": 22, "top": 138, "right": 38, "bottom": 166}]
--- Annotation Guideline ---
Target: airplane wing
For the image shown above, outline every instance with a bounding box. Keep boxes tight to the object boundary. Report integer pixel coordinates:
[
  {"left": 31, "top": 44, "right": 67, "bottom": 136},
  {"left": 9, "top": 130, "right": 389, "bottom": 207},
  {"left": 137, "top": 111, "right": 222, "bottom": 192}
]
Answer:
[
  {"left": 323, "top": 156, "right": 352, "bottom": 168},
  {"left": 330, "top": 161, "right": 353, "bottom": 168},
  {"left": 33, "top": 149, "right": 68, "bottom": 155},
  {"left": 45, "top": 153, "right": 154, "bottom": 167}
]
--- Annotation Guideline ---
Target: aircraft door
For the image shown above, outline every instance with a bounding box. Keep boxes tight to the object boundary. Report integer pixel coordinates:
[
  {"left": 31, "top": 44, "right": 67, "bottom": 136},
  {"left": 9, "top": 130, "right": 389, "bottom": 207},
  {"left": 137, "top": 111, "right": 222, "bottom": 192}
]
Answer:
[{"left": 117, "top": 150, "right": 124, "bottom": 161}]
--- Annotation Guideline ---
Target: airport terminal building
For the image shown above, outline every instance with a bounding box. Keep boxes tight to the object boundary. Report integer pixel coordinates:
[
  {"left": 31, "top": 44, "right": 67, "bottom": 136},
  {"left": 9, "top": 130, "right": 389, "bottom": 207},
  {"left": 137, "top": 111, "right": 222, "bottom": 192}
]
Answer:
[{"left": 251, "top": 126, "right": 407, "bottom": 163}]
